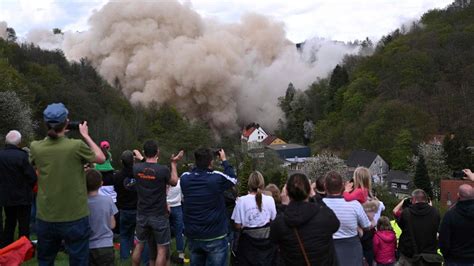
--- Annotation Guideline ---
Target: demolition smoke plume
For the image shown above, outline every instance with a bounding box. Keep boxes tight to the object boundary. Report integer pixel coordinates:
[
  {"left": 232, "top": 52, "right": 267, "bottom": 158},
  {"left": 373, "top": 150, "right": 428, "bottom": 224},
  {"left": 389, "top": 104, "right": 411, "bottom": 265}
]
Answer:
[{"left": 5, "top": 1, "right": 360, "bottom": 133}]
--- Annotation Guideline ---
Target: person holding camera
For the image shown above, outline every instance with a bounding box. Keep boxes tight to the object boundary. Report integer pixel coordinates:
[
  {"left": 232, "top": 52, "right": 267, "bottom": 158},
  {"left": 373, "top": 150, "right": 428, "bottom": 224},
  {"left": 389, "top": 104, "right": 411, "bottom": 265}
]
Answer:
[
  {"left": 30, "top": 103, "right": 105, "bottom": 265},
  {"left": 396, "top": 189, "right": 441, "bottom": 266},
  {"left": 180, "top": 148, "right": 237, "bottom": 266}
]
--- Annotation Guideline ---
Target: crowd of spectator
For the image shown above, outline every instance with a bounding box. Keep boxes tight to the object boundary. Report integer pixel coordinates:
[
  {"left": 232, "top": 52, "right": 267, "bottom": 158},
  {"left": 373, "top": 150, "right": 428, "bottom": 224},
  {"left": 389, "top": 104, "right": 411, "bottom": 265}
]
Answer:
[{"left": 1, "top": 102, "right": 474, "bottom": 266}]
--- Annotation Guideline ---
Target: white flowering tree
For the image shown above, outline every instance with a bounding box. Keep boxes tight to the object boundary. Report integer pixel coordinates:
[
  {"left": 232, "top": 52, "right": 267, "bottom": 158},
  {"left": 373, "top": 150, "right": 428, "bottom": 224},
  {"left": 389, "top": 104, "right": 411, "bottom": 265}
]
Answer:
[
  {"left": 409, "top": 143, "right": 450, "bottom": 199},
  {"left": 304, "top": 153, "right": 348, "bottom": 181},
  {"left": 0, "top": 91, "right": 35, "bottom": 144}
]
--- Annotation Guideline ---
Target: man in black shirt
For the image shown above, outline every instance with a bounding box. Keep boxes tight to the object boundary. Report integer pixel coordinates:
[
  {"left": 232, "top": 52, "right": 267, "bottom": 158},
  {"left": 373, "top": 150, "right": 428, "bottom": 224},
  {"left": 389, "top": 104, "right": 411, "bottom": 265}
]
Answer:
[{"left": 131, "top": 140, "right": 182, "bottom": 266}]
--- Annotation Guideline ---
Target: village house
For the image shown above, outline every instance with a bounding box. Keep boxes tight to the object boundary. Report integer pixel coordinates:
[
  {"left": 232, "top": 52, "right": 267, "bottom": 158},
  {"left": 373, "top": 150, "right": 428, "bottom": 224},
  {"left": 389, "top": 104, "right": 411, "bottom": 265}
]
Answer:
[{"left": 346, "top": 150, "right": 389, "bottom": 183}]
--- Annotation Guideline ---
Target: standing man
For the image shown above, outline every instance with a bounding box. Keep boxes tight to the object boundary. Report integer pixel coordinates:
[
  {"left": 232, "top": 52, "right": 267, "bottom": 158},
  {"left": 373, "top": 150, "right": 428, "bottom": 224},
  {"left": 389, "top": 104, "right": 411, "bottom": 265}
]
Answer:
[
  {"left": 322, "top": 171, "right": 371, "bottom": 266},
  {"left": 0, "top": 130, "right": 37, "bottom": 248},
  {"left": 131, "top": 140, "right": 183, "bottom": 266},
  {"left": 180, "top": 148, "right": 238, "bottom": 266},
  {"left": 439, "top": 184, "right": 474, "bottom": 266},
  {"left": 30, "top": 103, "right": 105, "bottom": 266},
  {"left": 397, "top": 189, "right": 441, "bottom": 266}
]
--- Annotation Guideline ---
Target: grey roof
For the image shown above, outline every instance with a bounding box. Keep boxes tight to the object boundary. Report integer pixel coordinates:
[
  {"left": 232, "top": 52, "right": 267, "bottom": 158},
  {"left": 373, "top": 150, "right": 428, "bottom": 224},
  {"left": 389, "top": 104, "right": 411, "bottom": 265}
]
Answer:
[
  {"left": 390, "top": 179, "right": 411, "bottom": 184},
  {"left": 267, "top": 144, "right": 307, "bottom": 150},
  {"left": 387, "top": 170, "right": 410, "bottom": 182},
  {"left": 346, "top": 150, "right": 379, "bottom": 168}
]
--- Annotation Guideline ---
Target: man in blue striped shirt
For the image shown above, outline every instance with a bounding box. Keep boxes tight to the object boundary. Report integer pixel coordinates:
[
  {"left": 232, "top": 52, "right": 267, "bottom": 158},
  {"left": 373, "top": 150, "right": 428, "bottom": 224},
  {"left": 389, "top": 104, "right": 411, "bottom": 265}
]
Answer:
[
  {"left": 180, "top": 148, "right": 237, "bottom": 266},
  {"left": 323, "top": 171, "right": 371, "bottom": 266}
]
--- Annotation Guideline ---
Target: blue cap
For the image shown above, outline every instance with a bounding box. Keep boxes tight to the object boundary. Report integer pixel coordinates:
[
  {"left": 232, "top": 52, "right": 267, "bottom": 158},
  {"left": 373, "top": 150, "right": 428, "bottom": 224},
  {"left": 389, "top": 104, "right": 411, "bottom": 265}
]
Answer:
[{"left": 43, "top": 103, "right": 69, "bottom": 125}]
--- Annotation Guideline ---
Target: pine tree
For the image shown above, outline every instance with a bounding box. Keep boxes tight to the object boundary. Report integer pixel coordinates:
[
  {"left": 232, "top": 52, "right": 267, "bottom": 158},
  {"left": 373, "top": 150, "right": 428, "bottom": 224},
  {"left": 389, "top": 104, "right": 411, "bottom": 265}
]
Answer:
[{"left": 413, "top": 156, "right": 433, "bottom": 199}]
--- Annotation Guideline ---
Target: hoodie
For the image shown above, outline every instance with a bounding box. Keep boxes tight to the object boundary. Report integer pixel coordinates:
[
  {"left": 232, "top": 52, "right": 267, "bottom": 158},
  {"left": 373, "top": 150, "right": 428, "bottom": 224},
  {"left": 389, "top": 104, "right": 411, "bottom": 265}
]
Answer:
[
  {"left": 270, "top": 201, "right": 340, "bottom": 266},
  {"left": 397, "top": 202, "right": 440, "bottom": 258},
  {"left": 373, "top": 230, "right": 397, "bottom": 264},
  {"left": 439, "top": 199, "right": 474, "bottom": 263}
]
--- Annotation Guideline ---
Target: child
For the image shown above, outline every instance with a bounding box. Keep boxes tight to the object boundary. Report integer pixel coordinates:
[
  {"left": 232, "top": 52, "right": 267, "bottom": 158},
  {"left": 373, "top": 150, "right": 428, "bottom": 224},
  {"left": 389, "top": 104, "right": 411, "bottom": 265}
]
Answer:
[
  {"left": 360, "top": 200, "right": 380, "bottom": 265},
  {"left": 344, "top": 167, "right": 371, "bottom": 204},
  {"left": 86, "top": 169, "right": 118, "bottom": 266},
  {"left": 373, "top": 216, "right": 397, "bottom": 266}
]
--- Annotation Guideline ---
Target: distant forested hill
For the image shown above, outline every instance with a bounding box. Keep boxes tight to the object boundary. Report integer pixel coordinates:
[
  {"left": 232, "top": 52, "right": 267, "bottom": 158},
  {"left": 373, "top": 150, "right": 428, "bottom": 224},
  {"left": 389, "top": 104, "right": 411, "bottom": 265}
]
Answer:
[
  {"left": 277, "top": 4, "right": 474, "bottom": 168},
  {"left": 0, "top": 40, "right": 214, "bottom": 164}
]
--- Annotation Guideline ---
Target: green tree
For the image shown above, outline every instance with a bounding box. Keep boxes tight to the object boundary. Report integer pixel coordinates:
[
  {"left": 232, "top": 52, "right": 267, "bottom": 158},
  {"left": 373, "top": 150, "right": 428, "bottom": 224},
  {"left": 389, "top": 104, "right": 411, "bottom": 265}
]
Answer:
[
  {"left": 390, "top": 129, "right": 414, "bottom": 170},
  {"left": 238, "top": 155, "right": 254, "bottom": 196},
  {"left": 413, "top": 156, "right": 433, "bottom": 199}
]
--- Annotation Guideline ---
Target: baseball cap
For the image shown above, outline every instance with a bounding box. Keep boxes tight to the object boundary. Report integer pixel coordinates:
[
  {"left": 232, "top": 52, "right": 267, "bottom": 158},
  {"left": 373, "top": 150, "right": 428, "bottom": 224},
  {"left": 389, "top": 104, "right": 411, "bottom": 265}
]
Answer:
[
  {"left": 100, "top": 141, "right": 110, "bottom": 149},
  {"left": 43, "top": 103, "right": 69, "bottom": 125}
]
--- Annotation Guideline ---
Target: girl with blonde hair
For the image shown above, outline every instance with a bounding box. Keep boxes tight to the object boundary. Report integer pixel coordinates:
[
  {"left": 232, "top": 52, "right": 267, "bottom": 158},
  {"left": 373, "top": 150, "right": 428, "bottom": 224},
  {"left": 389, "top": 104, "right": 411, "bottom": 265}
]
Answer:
[{"left": 344, "top": 166, "right": 372, "bottom": 204}]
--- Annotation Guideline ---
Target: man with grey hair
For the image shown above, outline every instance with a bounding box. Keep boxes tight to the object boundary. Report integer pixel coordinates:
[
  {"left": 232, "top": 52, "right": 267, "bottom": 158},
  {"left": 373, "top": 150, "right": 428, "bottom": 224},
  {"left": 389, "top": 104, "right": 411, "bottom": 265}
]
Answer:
[
  {"left": 0, "top": 130, "right": 37, "bottom": 248},
  {"left": 439, "top": 184, "right": 474, "bottom": 265}
]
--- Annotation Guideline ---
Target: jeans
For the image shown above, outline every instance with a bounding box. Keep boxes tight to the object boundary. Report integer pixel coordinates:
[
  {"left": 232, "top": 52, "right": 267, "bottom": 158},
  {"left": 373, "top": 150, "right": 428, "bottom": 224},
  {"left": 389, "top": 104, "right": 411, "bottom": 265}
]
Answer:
[
  {"left": 3, "top": 205, "right": 31, "bottom": 246},
  {"left": 119, "top": 209, "right": 150, "bottom": 264},
  {"left": 188, "top": 237, "right": 228, "bottom": 266},
  {"left": 120, "top": 209, "right": 137, "bottom": 260},
  {"left": 36, "top": 216, "right": 91, "bottom": 266},
  {"left": 169, "top": 206, "right": 184, "bottom": 252}
]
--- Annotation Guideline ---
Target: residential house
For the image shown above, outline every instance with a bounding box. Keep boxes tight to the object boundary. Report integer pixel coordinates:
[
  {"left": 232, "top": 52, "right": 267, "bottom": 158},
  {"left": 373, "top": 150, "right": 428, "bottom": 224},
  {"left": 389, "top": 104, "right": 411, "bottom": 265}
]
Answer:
[
  {"left": 241, "top": 123, "right": 269, "bottom": 152},
  {"left": 262, "top": 136, "right": 287, "bottom": 146},
  {"left": 346, "top": 150, "right": 389, "bottom": 183},
  {"left": 386, "top": 170, "right": 412, "bottom": 198}
]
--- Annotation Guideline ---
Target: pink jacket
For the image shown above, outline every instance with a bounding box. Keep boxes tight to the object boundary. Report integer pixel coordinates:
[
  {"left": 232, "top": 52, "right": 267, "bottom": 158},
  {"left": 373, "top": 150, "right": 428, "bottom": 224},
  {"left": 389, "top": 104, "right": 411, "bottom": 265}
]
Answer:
[
  {"left": 343, "top": 188, "right": 368, "bottom": 204},
  {"left": 373, "top": 230, "right": 397, "bottom": 264}
]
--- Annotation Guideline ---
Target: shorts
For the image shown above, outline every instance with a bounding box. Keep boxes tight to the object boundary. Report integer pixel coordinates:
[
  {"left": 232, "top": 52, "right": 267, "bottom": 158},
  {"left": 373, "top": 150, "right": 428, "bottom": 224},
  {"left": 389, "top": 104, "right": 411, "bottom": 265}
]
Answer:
[{"left": 135, "top": 214, "right": 170, "bottom": 245}]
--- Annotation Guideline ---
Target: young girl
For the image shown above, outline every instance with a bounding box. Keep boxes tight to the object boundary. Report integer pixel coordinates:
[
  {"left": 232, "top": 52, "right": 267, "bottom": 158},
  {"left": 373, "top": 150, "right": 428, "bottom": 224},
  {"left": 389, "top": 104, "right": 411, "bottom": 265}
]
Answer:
[
  {"left": 373, "top": 216, "right": 397, "bottom": 266},
  {"left": 344, "top": 166, "right": 371, "bottom": 203}
]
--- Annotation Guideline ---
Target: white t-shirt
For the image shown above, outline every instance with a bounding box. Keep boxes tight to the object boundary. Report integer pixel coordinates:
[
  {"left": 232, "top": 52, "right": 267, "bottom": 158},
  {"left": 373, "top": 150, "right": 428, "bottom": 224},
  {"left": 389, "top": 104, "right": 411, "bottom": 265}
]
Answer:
[
  {"left": 167, "top": 180, "right": 182, "bottom": 207},
  {"left": 374, "top": 200, "right": 385, "bottom": 223},
  {"left": 231, "top": 194, "right": 276, "bottom": 228}
]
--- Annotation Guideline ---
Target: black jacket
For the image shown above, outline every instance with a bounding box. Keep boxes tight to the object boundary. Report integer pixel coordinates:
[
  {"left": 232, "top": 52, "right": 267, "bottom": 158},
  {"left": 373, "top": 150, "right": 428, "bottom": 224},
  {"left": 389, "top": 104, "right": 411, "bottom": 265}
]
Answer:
[
  {"left": 439, "top": 199, "right": 474, "bottom": 263},
  {"left": 397, "top": 202, "right": 440, "bottom": 258},
  {"left": 113, "top": 167, "right": 137, "bottom": 210},
  {"left": 0, "top": 145, "right": 37, "bottom": 206},
  {"left": 270, "top": 201, "right": 340, "bottom": 266}
]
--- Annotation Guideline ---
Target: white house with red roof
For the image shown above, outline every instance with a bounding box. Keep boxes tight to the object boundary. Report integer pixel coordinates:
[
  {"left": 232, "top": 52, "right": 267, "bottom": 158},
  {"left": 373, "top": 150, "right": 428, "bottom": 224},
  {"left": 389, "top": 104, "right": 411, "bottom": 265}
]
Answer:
[{"left": 241, "top": 123, "right": 268, "bottom": 152}]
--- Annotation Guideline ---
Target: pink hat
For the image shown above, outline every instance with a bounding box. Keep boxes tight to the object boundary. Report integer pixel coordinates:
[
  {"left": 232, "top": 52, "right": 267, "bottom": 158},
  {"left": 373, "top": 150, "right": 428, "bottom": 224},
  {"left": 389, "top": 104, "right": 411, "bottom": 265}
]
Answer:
[{"left": 100, "top": 141, "right": 110, "bottom": 148}]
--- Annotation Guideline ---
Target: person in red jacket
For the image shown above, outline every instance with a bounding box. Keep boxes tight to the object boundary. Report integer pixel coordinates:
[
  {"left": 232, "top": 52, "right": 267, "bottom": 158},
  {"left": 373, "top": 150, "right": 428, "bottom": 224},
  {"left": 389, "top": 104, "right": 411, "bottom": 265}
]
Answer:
[
  {"left": 373, "top": 216, "right": 397, "bottom": 266},
  {"left": 344, "top": 167, "right": 371, "bottom": 204}
]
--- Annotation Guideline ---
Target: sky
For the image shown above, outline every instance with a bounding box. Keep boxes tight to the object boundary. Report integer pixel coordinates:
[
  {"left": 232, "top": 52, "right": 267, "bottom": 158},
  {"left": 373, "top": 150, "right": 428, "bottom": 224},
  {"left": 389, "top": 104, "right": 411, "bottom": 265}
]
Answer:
[{"left": 0, "top": 0, "right": 454, "bottom": 43}]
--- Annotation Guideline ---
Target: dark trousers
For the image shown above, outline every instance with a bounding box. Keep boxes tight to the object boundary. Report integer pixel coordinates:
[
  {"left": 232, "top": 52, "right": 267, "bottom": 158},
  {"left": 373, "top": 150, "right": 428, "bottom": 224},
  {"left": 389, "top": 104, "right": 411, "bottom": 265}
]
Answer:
[
  {"left": 89, "top": 247, "right": 115, "bottom": 266},
  {"left": 36, "top": 216, "right": 91, "bottom": 266},
  {"left": 3, "top": 205, "right": 31, "bottom": 246},
  {"left": 0, "top": 206, "right": 3, "bottom": 248}
]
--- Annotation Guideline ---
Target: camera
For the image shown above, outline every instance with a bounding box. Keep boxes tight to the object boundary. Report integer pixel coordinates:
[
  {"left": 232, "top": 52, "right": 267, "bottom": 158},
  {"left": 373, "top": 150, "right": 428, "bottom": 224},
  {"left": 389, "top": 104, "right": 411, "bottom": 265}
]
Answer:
[
  {"left": 453, "top": 171, "right": 467, "bottom": 179},
  {"left": 66, "top": 121, "right": 84, "bottom": 130},
  {"left": 213, "top": 149, "right": 222, "bottom": 157}
]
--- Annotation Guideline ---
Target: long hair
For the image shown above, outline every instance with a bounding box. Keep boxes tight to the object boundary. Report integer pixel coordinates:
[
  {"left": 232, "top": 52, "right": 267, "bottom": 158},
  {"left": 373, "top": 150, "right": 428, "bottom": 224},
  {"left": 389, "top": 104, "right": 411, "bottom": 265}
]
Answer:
[
  {"left": 46, "top": 121, "right": 67, "bottom": 139},
  {"left": 353, "top": 167, "right": 372, "bottom": 194},
  {"left": 265, "top": 184, "right": 281, "bottom": 205},
  {"left": 248, "top": 171, "right": 265, "bottom": 212}
]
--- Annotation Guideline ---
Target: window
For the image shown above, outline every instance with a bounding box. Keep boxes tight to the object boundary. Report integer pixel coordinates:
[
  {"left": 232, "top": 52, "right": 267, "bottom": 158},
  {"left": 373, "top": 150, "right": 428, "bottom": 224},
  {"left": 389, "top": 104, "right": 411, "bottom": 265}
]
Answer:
[
  {"left": 401, "top": 184, "right": 407, "bottom": 190},
  {"left": 391, "top": 183, "right": 398, "bottom": 189}
]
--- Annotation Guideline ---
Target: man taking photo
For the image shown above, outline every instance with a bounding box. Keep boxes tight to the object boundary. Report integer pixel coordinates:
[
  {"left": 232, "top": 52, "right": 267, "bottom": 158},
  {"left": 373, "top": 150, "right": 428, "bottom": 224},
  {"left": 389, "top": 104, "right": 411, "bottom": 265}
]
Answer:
[{"left": 180, "top": 148, "right": 237, "bottom": 266}]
